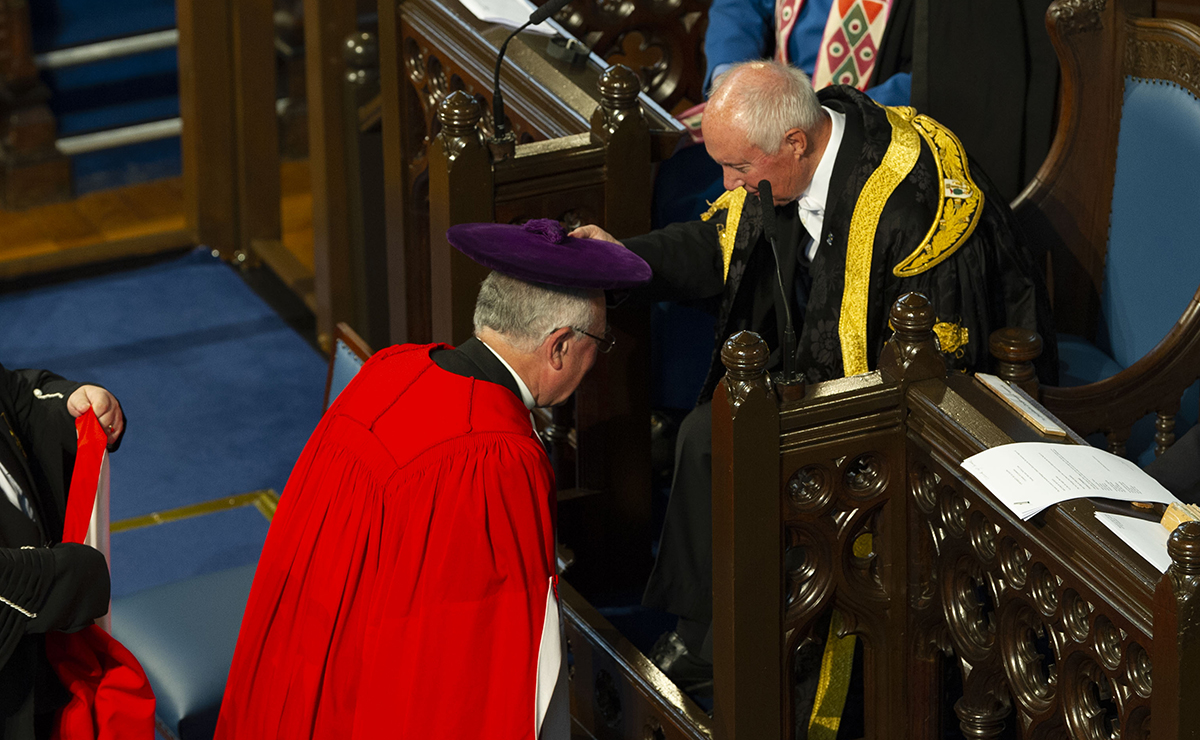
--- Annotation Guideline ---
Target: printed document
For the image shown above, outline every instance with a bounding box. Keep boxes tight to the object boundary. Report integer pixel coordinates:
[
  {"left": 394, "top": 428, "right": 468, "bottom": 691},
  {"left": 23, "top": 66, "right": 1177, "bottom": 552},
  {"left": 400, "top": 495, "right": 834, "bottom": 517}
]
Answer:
[{"left": 961, "top": 442, "right": 1177, "bottom": 520}]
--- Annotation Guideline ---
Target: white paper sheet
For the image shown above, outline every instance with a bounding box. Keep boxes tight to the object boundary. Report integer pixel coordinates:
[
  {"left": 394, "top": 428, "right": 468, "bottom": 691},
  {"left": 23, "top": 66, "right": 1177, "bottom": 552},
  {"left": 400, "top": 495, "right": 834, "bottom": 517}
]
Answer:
[
  {"left": 1095, "top": 512, "right": 1172, "bottom": 572},
  {"left": 458, "top": 0, "right": 557, "bottom": 36},
  {"left": 961, "top": 442, "right": 1177, "bottom": 520}
]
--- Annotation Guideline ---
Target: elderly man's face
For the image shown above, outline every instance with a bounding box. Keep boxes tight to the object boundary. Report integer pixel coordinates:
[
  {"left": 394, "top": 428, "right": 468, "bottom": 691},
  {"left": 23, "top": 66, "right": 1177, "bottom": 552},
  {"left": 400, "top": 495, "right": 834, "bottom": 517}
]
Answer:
[{"left": 704, "top": 121, "right": 809, "bottom": 205}]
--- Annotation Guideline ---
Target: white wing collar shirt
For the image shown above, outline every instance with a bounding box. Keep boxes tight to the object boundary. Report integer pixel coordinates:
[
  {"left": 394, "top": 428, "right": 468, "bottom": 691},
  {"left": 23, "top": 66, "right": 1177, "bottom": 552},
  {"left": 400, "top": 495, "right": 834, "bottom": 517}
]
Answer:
[{"left": 795, "top": 105, "right": 846, "bottom": 262}]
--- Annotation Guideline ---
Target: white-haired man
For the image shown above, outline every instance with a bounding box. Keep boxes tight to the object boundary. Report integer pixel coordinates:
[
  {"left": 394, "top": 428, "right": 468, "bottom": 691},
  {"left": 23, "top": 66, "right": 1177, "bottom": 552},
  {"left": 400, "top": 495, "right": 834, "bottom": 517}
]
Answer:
[
  {"left": 217, "top": 220, "right": 650, "bottom": 740},
  {"left": 573, "top": 60, "right": 1056, "bottom": 700}
]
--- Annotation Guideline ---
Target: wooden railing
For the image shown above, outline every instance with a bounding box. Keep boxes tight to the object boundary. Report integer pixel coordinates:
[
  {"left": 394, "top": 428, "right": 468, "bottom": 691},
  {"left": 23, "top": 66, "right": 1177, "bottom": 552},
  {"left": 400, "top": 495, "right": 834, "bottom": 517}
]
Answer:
[{"left": 711, "top": 293, "right": 1200, "bottom": 739}]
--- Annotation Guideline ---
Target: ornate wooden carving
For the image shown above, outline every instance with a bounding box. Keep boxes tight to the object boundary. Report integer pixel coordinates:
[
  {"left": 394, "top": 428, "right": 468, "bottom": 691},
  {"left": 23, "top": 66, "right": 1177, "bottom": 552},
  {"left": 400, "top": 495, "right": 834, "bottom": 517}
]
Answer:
[
  {"left": 1048, "top": 0, "right": 1108, "bottom": 35},
  {"left": 712, "top": 292, "right": 1200, "bottom": 740},
  {"left": 0, "top": 0, "right": 69, "bottom": 208},
  {"left": 878, "top": 292, "right": 947, "bottom": 385},
  {"left": 712, "top": 330, "right": 783, "bottom": 739},
  {"left": 538, "top": 0, "right": 711, "bottom": 113},
  {"left": 1126, "top": 33, "right": 1200, "bottom": 99}
]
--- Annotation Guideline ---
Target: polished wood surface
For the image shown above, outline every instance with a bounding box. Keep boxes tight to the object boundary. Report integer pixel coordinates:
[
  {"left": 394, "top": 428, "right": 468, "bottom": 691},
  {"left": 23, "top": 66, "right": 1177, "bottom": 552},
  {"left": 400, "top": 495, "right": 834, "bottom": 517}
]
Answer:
[
  {"left": 0, "top": 178, "right": 190, "bottom": 278},
  {"left": 178, "top": 0, "right": 281, "bottom": 265},
  {"left": 712, "top": 294, "right": 1200, "bottom": 739},
  {"left": 303, "top": 0, "right": 357, "bottom": 350}
]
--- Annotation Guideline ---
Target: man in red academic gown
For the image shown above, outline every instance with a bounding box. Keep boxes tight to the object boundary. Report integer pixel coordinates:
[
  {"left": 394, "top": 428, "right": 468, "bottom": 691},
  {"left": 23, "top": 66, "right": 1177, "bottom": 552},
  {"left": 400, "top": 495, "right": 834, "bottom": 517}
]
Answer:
[{"left": 215, "top": 220, "right": 650, "bottom": 740}]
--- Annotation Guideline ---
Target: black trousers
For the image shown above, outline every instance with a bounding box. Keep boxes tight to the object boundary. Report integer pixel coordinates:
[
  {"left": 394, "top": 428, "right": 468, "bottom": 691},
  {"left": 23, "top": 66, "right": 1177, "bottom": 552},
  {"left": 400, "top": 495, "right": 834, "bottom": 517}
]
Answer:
[{"left": 643, "top": 401, "right": 713, "bottom": 624}]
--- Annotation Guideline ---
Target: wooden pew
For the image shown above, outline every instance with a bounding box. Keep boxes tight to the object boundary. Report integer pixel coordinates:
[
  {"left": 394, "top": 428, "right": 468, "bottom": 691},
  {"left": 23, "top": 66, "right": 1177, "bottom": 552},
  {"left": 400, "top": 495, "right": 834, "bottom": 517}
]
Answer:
[{"left": 712, "top": 292, "right": 1200, "bottom": 739}]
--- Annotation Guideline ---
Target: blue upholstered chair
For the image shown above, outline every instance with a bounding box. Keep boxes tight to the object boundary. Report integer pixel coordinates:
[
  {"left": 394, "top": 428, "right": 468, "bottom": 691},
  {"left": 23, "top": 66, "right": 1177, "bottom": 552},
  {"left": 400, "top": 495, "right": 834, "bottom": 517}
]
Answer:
[
  {"left": 111, "top": 322, "right": 373, "bottom": 740},
  {"left": 1008, "top": 4, "right": 1200, "bottom": 464}
]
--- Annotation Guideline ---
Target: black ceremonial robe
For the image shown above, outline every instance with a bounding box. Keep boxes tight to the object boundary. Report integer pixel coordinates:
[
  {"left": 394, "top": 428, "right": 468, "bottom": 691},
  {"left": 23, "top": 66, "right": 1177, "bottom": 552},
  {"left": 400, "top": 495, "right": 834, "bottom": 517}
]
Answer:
[
  {"left": 0, "top": 367, "right": 111, "bottom": 740},
  {"left": 627, "top": 85, "right": 1057, "bottom": 403}
]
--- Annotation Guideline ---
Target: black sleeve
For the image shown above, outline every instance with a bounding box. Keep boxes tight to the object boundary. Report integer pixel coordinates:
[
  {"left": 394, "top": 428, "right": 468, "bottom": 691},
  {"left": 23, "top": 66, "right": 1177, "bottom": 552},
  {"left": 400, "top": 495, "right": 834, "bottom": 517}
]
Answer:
[
  {"left": 0, "top": 544, "right": 110, "bottom": 669},
  {"left": 623, "top": 220, "right": 727, "bottom": 303},
  {"left": 3, "top": 365, "right": 82, "bottom": 459}
]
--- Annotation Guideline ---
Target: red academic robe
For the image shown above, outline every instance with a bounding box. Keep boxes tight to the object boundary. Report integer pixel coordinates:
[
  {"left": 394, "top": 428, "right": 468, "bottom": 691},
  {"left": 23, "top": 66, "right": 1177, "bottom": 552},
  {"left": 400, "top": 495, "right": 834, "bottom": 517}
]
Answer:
[{"left": 215, "top": 344, "right": 562, "bottom": 739}]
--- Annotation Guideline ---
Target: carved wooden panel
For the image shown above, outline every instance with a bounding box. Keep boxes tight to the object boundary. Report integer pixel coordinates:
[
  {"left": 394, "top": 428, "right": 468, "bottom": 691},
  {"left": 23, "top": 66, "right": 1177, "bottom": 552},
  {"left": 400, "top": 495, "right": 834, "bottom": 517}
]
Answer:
[
  {"left": 907, "top": 448, "right": 1157, "bottom": 740},
  {"left": 537, "top": 0, "right": 712, "bottom": 113},
  {"left": 775, "top": 375, "right": 911, "bottom": 740},
  {"left": 400, "top": 29, "right": 541, "bottom": 189}
]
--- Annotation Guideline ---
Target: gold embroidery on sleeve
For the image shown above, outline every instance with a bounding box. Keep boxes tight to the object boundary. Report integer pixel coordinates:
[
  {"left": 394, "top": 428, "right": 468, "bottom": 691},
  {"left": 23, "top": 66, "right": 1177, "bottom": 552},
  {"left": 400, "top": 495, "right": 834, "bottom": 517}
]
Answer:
[{"left": 891, "top": 114, "right": 985, "bottom": 277}]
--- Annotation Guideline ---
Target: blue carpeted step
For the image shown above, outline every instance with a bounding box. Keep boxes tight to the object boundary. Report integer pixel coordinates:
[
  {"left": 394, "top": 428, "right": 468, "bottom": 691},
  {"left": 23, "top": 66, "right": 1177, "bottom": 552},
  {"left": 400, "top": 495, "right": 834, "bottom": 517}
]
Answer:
[
  {"left": 32, "top": 1, "right": 182, "bottom": 192},
  {"left": 0, "top": 248, "right": 326, "bottom": 596}
]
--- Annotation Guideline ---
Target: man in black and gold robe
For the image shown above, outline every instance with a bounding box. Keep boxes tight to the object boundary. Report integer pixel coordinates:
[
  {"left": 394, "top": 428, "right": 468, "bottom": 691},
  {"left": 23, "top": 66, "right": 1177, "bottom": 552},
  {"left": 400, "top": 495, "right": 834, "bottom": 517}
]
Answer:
[{"left": 573, "top": 60, "right": 1056, "bottom": 705}]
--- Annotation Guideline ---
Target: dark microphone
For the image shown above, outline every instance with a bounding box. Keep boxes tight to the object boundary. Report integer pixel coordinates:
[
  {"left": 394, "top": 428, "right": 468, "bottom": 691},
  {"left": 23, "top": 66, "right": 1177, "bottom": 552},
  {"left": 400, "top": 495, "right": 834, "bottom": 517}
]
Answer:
[
  {"left": 758, "top": 180, "right": 798, "bottom": 383},
  {"left": 529, "top": 0, "right": 572, "bottom": 25},
  {"left": 491, "top": 0, "right": 574, "bottom": 141}
]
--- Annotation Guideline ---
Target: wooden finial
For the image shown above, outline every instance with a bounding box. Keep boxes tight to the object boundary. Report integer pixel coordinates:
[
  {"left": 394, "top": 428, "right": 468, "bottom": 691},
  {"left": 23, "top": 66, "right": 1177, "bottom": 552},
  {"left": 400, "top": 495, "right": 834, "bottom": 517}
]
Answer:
[
  {"left": 989, "top": 327, "right": 1041, "bottom": 397},
  {"left": 878, "top": 292, "right": 946, "bottom": 383},
  {"left": 721, "top": 330, "right": 769, "bottom": 382},
  {"left": 598, "top": 64, "right": 641, "bottom": 111},
  {"left": 437, "top": 91, "right": 482, "bottom": 138},
  {"left": 343, "top": 31, "right": 378, "bottom": 73},
  {"left": 1169, "top": 520, "right": 1200, "bottom": 575}
]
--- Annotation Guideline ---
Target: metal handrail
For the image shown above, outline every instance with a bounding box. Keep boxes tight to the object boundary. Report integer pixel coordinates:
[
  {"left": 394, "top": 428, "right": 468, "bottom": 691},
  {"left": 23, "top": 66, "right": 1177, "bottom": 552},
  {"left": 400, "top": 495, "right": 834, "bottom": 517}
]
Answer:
[
  {"left": 56, "top": 118, "right": 181, "bottom": 156},
  {"left": 55, "top": 99, "right": 289, "bottom": 156},
  {"left": 35, "top": 29, "right": 179, "bottom": 70}
]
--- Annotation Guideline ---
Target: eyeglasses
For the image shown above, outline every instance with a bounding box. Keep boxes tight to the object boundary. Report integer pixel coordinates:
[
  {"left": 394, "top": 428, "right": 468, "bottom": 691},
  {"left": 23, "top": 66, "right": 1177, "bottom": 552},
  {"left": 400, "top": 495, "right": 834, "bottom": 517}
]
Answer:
[{"left": 573, "top": 327, "right": 616, "bottom": 353}]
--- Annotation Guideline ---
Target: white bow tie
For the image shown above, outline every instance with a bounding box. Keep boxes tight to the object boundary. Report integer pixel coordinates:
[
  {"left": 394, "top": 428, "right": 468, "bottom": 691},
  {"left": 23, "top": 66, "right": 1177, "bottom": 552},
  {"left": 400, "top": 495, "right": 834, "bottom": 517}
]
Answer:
[{"left": 797, "top": 197, "right": 823, "bottom": 217}]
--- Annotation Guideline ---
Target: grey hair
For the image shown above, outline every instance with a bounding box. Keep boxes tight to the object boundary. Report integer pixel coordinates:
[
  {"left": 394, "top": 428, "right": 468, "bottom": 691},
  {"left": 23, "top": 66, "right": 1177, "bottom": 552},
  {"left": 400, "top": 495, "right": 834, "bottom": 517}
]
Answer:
[
  {"left": 473, "top": 272, "right": 600, "bottom": 353},
  {"left": 709, "top": 61, "right": 823, "bottom": 154}
]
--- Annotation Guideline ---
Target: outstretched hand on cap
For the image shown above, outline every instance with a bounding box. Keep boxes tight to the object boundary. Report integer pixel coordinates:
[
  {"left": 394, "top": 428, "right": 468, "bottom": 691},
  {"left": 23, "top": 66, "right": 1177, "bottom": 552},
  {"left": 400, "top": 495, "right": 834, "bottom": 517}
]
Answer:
[{"left": 568, "top": 225, "right": 622, "bottom": 246}]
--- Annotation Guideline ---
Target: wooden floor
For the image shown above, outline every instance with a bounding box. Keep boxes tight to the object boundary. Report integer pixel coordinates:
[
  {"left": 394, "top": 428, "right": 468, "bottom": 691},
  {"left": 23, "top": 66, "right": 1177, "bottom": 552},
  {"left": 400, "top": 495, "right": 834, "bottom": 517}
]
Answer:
[
  {"left": 0, "top": 159, "right": 315, "bottom": 286},
  {"left": 0, "top": 178, "right": 191, "bottom": 280}
]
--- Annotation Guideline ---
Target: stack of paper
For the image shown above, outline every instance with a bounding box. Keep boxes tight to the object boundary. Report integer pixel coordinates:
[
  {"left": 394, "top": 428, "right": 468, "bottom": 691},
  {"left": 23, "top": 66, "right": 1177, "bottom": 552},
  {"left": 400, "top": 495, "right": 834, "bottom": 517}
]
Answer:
[
  {"left": 962, "top": 443, "right": 1176, "bottom": 520},
  {"left": 963, "top": 442, "right": 1182, "bottom": 572}
]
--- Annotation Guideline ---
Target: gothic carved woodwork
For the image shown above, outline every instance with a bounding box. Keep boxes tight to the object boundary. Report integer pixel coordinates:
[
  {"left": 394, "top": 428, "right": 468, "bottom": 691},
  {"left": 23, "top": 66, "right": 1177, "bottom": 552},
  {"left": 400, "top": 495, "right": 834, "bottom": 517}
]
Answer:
[
  {"left": 0, "top": 0, "right": 69, "bottom": 208},
  {"left": 714, "top": 292, "right": 1200, "bottom": 739},
  {"left": 535, "top": 0, "right": 711, "bottom": 113}
]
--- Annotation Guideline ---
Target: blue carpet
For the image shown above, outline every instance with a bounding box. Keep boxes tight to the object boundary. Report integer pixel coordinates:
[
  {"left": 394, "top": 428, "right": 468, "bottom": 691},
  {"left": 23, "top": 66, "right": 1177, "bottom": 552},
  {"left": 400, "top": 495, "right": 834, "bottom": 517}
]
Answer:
[
  {"left": 111, "top": 504, "right": 273, "bottom": 598},
  {"left": 0, "top": 248, "right": 326, "bottom": 594}
]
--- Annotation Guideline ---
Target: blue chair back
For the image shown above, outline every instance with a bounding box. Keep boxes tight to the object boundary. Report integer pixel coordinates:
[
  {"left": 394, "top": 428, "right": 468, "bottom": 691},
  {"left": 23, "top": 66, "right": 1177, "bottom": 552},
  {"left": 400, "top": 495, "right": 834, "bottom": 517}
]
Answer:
[
  {"left": 325, "top": 337, "right": 367, "bottom": 410},
  {"left": 1103, "top": 77, "right": 1200, "bottom": 369},
  {"left": 1098, "top": 76, "right": 1200, "bottom": 458}
]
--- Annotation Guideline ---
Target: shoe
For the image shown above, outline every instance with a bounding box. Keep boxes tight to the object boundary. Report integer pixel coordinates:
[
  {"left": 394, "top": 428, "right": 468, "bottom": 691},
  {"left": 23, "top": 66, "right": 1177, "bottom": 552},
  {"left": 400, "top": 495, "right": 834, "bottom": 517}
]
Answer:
[{"left": 649, "top": 631, "right": 713, "bottom": 697}]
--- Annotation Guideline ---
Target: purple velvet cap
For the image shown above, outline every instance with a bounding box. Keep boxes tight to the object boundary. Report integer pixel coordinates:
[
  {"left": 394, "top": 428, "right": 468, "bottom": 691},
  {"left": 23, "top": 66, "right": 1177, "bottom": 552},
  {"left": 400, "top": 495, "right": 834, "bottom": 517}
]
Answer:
[{"left": 445, "top": 219, "right": 652, "bottom": 290}]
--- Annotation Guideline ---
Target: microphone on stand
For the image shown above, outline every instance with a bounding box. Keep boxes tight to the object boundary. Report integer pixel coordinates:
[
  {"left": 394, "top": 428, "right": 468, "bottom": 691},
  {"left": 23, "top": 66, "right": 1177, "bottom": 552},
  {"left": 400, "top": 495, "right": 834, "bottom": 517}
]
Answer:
[
  {"left": 758, "top": 180, "right": 799, "bottom": 384},
  {"left": 490, "top": 0, "right": 574, "bottom": 142}
]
